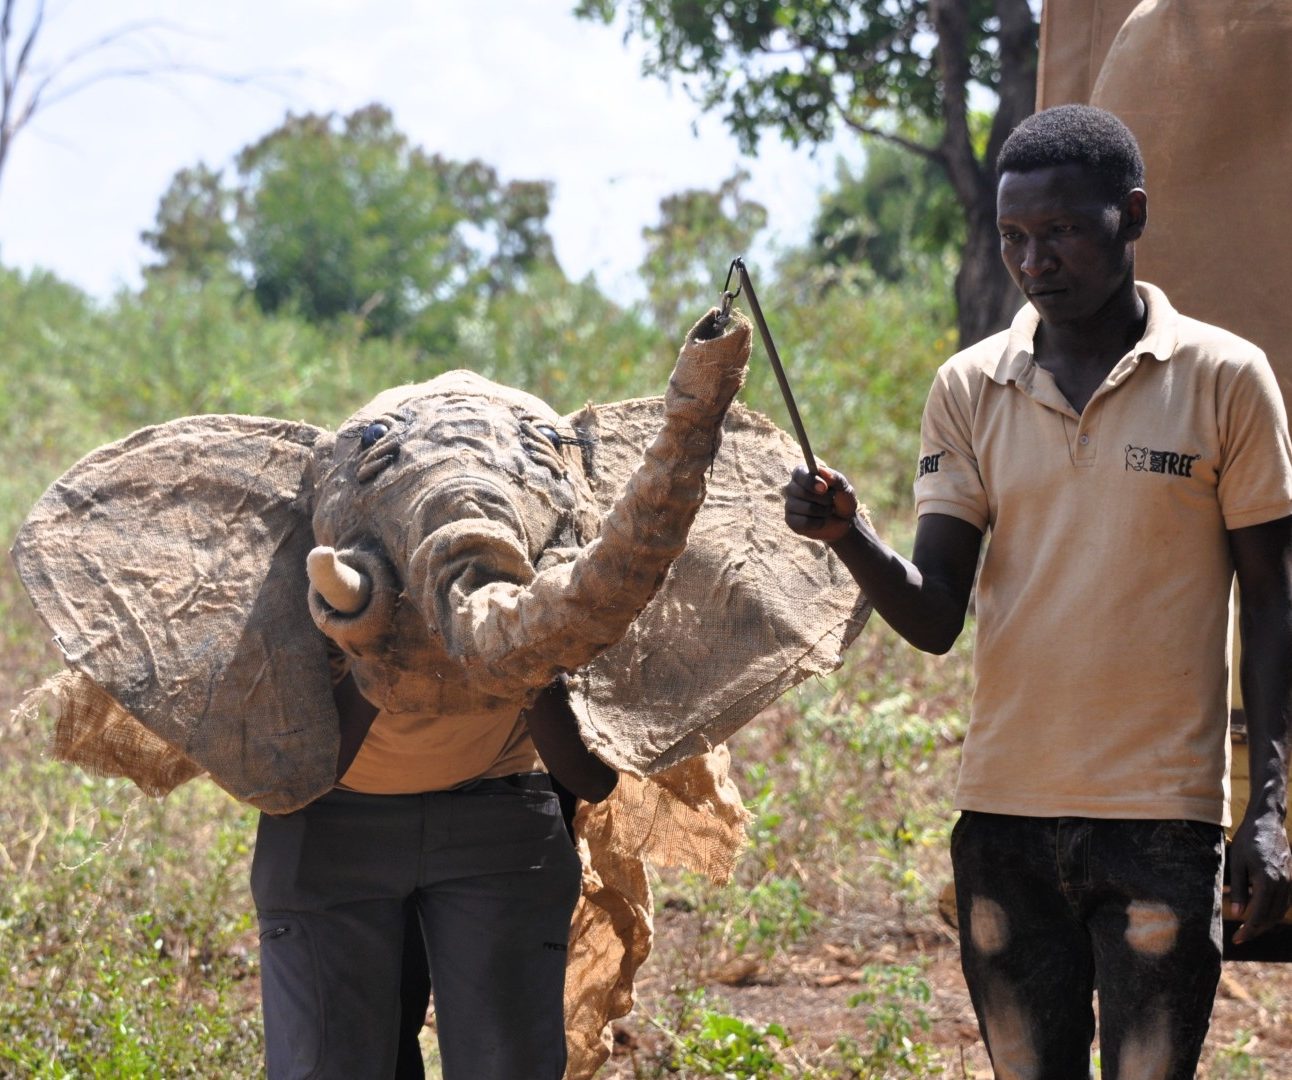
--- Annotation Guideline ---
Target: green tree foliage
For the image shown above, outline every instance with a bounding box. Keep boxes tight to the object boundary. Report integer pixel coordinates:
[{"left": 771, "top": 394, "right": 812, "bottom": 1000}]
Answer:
[
  {"left": 639, "top": 169, "right": 767, "bottom": 329},
  {"left": 143, "top": 104, "right": 558, "bottom": 347},
  {"left": 452, "top": 262, "right": 670, "bottom": 411},
  {"left": 574, "top": 0, "right": 1038, "bottom": 346},
  {"left": 807, "top": 136, "right": 963, "bottom": 286},
  {"left": 140, "top": 163, "right": 236, "bottom": 281}
]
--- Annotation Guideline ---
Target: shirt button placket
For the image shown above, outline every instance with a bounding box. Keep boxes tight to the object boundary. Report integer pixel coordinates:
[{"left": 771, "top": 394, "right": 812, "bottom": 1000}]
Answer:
[{"left": 1074, "top": 408, "right": 1098, "bottom": 463}]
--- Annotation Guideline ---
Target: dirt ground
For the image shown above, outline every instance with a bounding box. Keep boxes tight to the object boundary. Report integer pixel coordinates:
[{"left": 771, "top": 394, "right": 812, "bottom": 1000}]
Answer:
[{"left": 596, "top": 862, "right": 1292, "bottom": 1078}]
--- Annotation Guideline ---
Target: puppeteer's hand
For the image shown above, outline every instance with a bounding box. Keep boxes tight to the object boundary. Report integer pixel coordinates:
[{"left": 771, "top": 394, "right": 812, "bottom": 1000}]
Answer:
[
  {"left": 783, "top": 463, "right": 859, "bottom": 545},
  {"left": 1229, "top": 807, "right": 1292, "bottom": 944}
]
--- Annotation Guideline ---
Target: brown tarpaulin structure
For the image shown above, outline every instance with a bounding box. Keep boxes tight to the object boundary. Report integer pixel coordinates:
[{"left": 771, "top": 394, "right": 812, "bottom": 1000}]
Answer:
[{"left": 1038, "top": 0, "right": 1292, "bottom": 408}]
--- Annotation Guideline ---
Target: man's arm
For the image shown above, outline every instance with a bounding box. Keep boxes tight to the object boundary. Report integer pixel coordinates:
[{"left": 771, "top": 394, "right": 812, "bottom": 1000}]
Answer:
[
  {"left": 784, "top": 463, "right": 983, "bottom": 654},
  {"left": 333, "top": 670, "right": 380, "bottom": 781},
  {"left": 1228, "top": 514, "right": 1292, "bottom": 943},
  {"left": 525, "top": 674, "right": 618, "bottom": 803}
]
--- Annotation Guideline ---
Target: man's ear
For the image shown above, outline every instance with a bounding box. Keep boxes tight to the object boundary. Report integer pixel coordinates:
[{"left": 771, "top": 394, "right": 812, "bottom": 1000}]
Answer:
[
  {"left": 1122, "top": 188, "right": 1148, "bottom": 242},
  {"left": 12, "top": 414, "right": 340, "bottom": 813}
]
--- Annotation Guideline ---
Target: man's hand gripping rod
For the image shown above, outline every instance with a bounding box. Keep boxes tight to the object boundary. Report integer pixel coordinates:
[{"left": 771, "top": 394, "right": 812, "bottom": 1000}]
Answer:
[{"left": 717, "top": 257, "right": 818, "bottom": 478}]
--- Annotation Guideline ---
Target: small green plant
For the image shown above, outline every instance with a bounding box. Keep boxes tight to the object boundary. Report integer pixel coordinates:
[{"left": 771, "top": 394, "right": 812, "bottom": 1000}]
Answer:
[
  {"left": 1210, "top": 1030, "right": 1267, "bottom": 1079},
  {"left": 836, "top": 962, "right": 943, "bottom": 1078},
  {"left": 741, "top": 762, "right": 787, "bottom": 874},
  {"left": 657, "top": 990, "right": 794, "bottom": 1078},
  {"left": 726, "top": 876, "right": 821, "bottom": 958},
  {"left": 858, "top": 812, "right": 945, "bottom": 929}
]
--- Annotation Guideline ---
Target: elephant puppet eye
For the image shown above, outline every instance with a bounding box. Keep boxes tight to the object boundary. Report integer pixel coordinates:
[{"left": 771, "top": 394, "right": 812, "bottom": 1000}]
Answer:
[
  {"left": 360, "top": 421, "right": 389, "bottom": 449},
  {"left": 536, "top": 424, "right": 562, "bottom": 449},
  {"left": 347, "top": 413, "right": 405, "bottom": 483}
]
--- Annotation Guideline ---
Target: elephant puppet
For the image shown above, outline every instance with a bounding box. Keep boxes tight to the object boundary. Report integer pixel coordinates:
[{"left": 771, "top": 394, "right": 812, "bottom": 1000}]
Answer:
[{"left": 12, "top": 308, "right": 872, "bottom": 1078}]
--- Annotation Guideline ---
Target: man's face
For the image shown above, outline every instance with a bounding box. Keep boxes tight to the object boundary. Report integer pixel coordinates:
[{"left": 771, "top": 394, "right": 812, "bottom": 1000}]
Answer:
[{"left": 997, "top": 163, "right": 1142, "bottom": 328}]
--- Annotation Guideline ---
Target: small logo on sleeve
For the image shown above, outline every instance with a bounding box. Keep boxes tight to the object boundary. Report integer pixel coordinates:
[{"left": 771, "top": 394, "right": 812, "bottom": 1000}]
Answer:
[
  {"left": 1124, "top": 444, "right": 1201, "bottom": 477},
  {"left": 917, "top": 452, "right": 944, "bottom": 479}
]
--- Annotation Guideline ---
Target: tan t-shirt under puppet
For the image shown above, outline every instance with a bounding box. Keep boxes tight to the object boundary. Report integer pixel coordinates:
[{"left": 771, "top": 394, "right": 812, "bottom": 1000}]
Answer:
[
  {"left": 916, "top": 283, "right": 1292, "bottom": 826},
  {"left": 326, "top": 643, "right": 544, "bottom": 794}
]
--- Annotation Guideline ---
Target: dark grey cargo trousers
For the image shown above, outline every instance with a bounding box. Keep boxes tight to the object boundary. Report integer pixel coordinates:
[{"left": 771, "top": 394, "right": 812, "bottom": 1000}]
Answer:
[{"left": 251, "top": 776, "right": 583, "bottom": 1080}]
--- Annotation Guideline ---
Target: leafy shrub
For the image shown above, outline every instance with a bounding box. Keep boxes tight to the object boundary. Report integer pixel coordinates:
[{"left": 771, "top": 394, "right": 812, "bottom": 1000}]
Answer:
[{"left": 837, "top": 962, "right": 943, "bottom": 1077}]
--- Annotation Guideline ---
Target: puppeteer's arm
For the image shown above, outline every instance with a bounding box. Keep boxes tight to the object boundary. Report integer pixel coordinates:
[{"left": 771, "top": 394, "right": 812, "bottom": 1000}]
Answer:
[
  {"left": 525, "top": 674, "right": 618, "bottom": 803},
  {"left": 333, "top": 670, "right": 379, "bottom": 781},
  {"left": 784, "top": 463, "right": 982, "bottom": 655},
  {"left": 1228, "top": 514, "right": 1292, "bottom": 943}
]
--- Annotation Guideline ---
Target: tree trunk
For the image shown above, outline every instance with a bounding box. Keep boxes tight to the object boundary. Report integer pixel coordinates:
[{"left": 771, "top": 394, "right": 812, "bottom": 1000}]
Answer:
[
  {"left": 955, "top": 198, "right": 1019, "bottom": 347},
  {"left": 930, "top": 0, "right": 1038, "bottom": 349}
]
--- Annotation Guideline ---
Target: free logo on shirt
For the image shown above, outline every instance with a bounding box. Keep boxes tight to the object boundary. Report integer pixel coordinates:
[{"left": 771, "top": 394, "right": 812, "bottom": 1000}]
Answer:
[
  {"left": 1124, "top": 444, "right": 1202, "bottom": 477},
  {"left": 918, "top": 452, "right": 945, "bottom": 479}
]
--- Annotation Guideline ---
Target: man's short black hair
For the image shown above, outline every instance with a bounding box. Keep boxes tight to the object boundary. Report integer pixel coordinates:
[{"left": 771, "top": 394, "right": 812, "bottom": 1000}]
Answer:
[{"left": 997, "top": 105, "right": 1145, "bottom": 203}]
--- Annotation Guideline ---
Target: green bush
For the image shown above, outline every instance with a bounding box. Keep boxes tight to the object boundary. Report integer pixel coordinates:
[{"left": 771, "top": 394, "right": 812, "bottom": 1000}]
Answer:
[{"left": 838, "top": 962, "right": 944, "bottom": 1077}]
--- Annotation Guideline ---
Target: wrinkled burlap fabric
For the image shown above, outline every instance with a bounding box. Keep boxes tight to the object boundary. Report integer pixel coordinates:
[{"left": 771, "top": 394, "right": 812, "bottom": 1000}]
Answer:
[
  {"left": 13, "top": 417, "right": 331, "bottom": 808},
  {"left": 564, "top": 747, "right": 751, "bottom": 1078},
  {"left": 568, "top": 398, "right": 869, "bottom": 775}
]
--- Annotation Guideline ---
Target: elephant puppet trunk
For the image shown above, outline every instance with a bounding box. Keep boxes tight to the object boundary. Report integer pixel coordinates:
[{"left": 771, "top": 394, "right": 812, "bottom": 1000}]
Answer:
[{"left": 426, "top": 308, "right": 753, "bottom": 697}]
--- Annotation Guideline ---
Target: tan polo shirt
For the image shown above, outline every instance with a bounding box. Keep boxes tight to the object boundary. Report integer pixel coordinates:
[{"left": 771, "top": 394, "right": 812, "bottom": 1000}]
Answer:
[{"left": 916, "top": 283, "right": 1292, "bottom": 825}]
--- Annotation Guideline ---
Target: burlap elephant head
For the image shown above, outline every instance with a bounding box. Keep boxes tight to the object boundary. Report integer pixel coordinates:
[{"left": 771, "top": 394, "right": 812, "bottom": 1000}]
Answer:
[{"left": 12, "top": 311, "right": 871, "bottom": 814}]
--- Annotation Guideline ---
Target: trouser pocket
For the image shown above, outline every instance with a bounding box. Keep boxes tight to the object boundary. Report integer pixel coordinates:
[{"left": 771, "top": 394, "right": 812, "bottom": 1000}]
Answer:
[{"left": 258, "top": 915, "right": 325, "bottom": 1080}]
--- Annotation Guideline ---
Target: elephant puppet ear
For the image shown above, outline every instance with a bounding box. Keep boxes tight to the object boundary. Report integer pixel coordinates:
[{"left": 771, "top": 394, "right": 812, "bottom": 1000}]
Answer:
[
  {"left": 565, "top": 399, "right": 873, "bottom": 776},
  {"left": 11, "top": 415, "right": 338, "bottom": 814}
]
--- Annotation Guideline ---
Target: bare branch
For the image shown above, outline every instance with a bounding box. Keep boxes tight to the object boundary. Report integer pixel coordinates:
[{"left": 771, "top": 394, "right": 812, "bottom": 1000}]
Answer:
[
  {"left": 12, "top": 0, "right": 42, "bottom": 82},
  {"left": 35, "top": 61, "right": 283, "bottom": 113},
  {"left": 837, "top": 112, "right": 944, "bottom": 166},
  {"left": 0, "top": 0, "right": 41, "bottom": 181},
  {"left": 44, "top": 17, "right": 184, "bottom": 74},
  {"left": 0, "top": 3, "right": 301, "bottom": 198},
  {"left": 1, "top": 1, "right": 12, "bottom": 97}
]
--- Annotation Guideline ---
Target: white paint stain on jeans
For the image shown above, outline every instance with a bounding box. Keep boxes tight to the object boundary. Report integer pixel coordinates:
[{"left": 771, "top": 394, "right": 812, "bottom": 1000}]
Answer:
[
  {"left": 1125, "top": 901, "right": 1178, "bottom": 957},
  {"left": 1117, "top": 1010, "right": 1171, "bottom": 1080},
  {"left": 969, "top": 895, "right": 1010, "bottom": 956},
  {"left": 982, "top": 988, "right": 1041, "bottom": 1080}
]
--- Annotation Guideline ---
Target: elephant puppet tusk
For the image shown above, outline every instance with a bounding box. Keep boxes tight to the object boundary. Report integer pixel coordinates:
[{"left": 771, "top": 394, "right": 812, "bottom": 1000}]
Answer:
[{"left": 307, "top": 547, "right": 372, "bottom": 614}]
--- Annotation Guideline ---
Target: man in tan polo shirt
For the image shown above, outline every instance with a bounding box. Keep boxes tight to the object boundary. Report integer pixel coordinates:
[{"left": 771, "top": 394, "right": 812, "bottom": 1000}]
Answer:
[{"left": 785, "top": 105, "right": 1292, "bottom": 1078}]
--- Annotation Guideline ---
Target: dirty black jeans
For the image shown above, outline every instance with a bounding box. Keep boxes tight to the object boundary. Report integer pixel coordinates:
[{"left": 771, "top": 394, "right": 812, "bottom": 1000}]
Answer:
[
  {"left": 951, "top": 812, "right": 1224, "bottom": 1080},
  {"left": 251, "top": 776, "right": 582, "bottom": 1080}
]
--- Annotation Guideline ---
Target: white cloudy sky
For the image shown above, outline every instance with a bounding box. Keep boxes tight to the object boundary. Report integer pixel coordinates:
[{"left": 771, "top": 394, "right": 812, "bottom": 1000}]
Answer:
[{"left": 0, "top": 0, "right": 864, "bottom": 302}]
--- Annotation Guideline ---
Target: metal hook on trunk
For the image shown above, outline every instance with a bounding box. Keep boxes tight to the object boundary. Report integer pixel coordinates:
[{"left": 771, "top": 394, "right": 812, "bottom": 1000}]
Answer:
[{"left": 716, "top": 258, "right": 743, "bottom": 326}]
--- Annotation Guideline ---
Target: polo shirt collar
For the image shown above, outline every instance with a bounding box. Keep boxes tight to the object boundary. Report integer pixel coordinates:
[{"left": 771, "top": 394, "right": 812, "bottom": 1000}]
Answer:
[{"left": 989, "top": 280, "right": 1181, "bottom": 386}]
